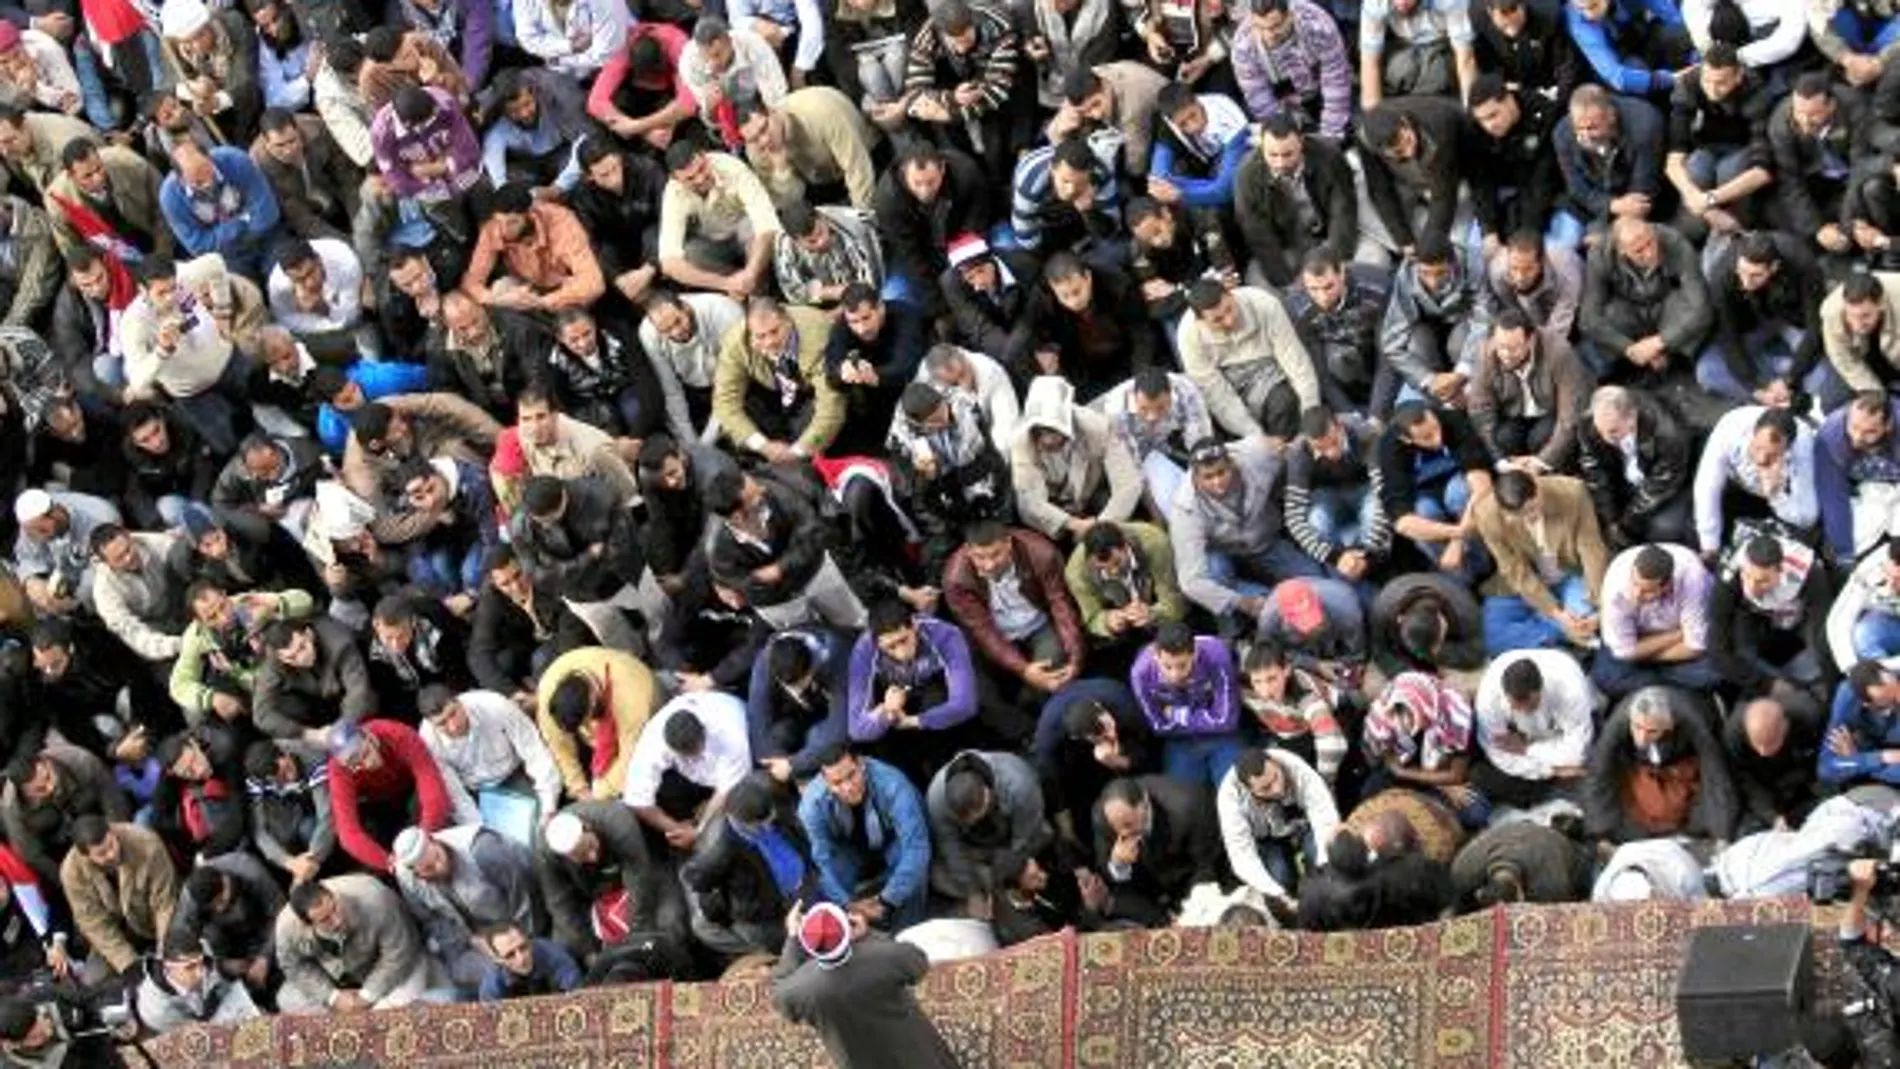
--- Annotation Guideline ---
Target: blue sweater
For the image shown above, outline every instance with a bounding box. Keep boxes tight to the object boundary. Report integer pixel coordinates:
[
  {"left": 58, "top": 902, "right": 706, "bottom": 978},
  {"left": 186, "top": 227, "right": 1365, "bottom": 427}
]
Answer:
[
  {"left": 158, "top": 147, "right": 282, "bottom": 258},
  {"left": 1819, "top": 680, "right": 1900, "bottom": 787},
  {"left": 1814, "top": 397, "right": 1900, "bottom": 560},
  {"left": 1565, "top": 0, "right": 1689, "bottom": 96},
  {"left": 797, "top": 755, "right": 932, "bottom": 910},
  {"left": 316, "top": 361, "right": 432, "bottom": 455}
]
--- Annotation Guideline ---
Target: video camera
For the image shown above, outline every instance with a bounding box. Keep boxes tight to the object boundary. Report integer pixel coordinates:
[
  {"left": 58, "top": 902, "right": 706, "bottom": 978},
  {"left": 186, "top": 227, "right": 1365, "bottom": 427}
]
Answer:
[{"left": 1808, "top": 854, "right": 1900, "bottom": 905}]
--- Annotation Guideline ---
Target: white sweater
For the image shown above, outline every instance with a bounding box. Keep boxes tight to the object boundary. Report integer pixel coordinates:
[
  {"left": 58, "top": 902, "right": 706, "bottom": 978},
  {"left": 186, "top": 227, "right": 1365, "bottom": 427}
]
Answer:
[{"left": 1215, "top": 750, "right": 1338, "bottom": 901}]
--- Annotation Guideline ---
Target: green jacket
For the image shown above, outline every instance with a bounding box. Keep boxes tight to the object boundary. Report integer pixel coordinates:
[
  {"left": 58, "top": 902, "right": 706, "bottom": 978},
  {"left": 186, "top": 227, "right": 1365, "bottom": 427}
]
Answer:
[
  {"left": 1063, "top": 521, "right": 1189, "bottom": 640},
  {"left": 168, "top": 589, "right": 314, "bottom": 723}
]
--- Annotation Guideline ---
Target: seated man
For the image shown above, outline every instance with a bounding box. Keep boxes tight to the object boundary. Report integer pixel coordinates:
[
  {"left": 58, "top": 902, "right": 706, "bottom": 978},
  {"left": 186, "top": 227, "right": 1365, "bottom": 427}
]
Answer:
[
  {"left": 1006, "top": 254, "right": 1155, "bottom": 404},
  {"left": 1377, "top": 402, "right": 1495, "bottom": 585},
  {"left": 1692, "top": 404, "right": 1820, "bottom": 557},
  {"left": 1709, "top": 532, "right": 1833, "bottom": 694},
  {"left": 678, "top": 17, "right": 788, "bottom": 147},
  {"left": 1699, "top": 231, "right": 1831, "bottom": 409},
  {"left": 1217, "top": 745, "right": 1339, "bottom": 917},
  {"left": 1471, "top": 471, "right": 1608, "bottom": 654},
  {"left": 267, "top": 238, "right": 373, "bottom": 364},
  {"left": 1470, "top": 650, "right": 1595, "bottom": 809},
  {"left": 1178, "top": 280, "right": 1322, "bottom": 445},
  {"left": 1362, "top": 671, "right": 1490, "bottom": 828},
  {"left": 510, "top": 475, "right": 646, "bottom": 650},
  {"left": 1171, "top": 437, "right": 1326, "bottom": 625},
  {"left": 1380, "top": 235, "right": 1490, "bottom": 408},
  {"left": 736, "top": 90, "right": 878, "bottom": 212},
  {"left": 136, "top": 931, "right": 263, "bottom": 1033},
  {"left": 416, "top": 685, "right": 564, "bottom": 844},
  {"left": 823, "top": 285, "right": 925, "bottom": 452},
  {"left": 1007, "top": 130, "right": 1125, "bottom": 261},
  {"left": 1583, "top": 686, "right": 1738, "bottom": 844},
  {"left": 478, "top": 70, "right": 589, "bottom": 190},
  {"left": 1816, "top": 393, "right": 1900, "bottom": 563},
  {"left": 1129, "top": 623, "right": 1245, "bottom": 786},
  {"left": 1066, "top": 521, "right": 1189, "bottom": 653},
  {"left": 638, "top": 288, "right": 744, "bottom": 441},
  {"left": 1577, "top": 385, "right": 1696, "bottom": 550},
  {"left": 1465, "top": 78, "right": 1566, "bottom": 251},
  {"left": 537, "top": 801, "right": 688, "bottom": 969},
  {"left": 1563, "top": 0, "right": 1695, "bottom": 98},
  {"left": 1, "top": 744, "right": 130, "bottom": 889},
  {"left": 887, "top": 380, "right": 1014, "bottom": 569},
  {"left": 252, "top": 109, "right": 363, "bottom": 243},
  {"left": 1723, "top": 690, "right": 1825, "bottom": 833},
  {"left": 706, "top": 468, "right": 866, "bottom": 632},
  {"left": 1839, "top": 518, "right": 1900, "bottom": 668},
  {"left": 1127, "top": 197, "right": 1239, "bottom": 325},
  {"left": 1253, "top": 578, "right": 1370, "bottom": 685},
  {"left": 845, "top": 602, "right": 983, "bottom": 788},
  {"left": 515, "top": 0, "right": 625, "bottom": 77},
  {"left": 1092, "top": 774, "right": 1221, "bottom": 926},
  {"left": 276, "top": 874, "right": 433, "bottom": 1012},
  {"left": 535, "top": 646, "right": 659, "bottom": 803},
  {"left": 1663, "top": 44, "right": 1775, "bottom": 237},
  {"left": 1484, "top": 233, "right": 1581, "bottom": 347},
  {"left": 88, "top": 524, "right": 191, "bottom": 666},
  {"left": 775, "top": 204, "right": 887, "bottom": 310},
  {"left": 1552, "top": 83, "right": 1666, "bottom": 236},
  {"left": 680, "top": 773, "right": 817, "bottom": 958},
  {"left": 1448, "top": 822, "right": 1594, "bottom": 909},
  {"left": 1466, "top": 310, "right": 1593, "bottom": 476},
  {"left": 656, "top": 142, "right": 782, "bottom": 299},
  {"left": 943, "top": 521, "right": 1089, "bottom": 712},
  {"left": 390, "top": 457, "right": 501, "bottom": 608},
  {"left": 1821, "top": 273, "right": 1900, "bottom": 396},
  {"left": 1284, "top": 407, "right": 1392, "bottom": 585},
  {"left": 622, "top": 691, "right": 753, "bottom": 852},
  {"left": 429, "top": 294, "right": 554, "bottom": 421},
  {"left": 711, "top": 298, "right": 844, "bottom": 463},
  {"left": 939, "top": 235, "right": 1038, "bottom": 360},
  {"left": 1285, "top": 251, "right": 1394, "bottom": 417},
  {"left": 1594, "top": 542, "right": 1721, "bottom": 698},
  {"left": 569, "top": 142, "right": 669, "bottom": 305},
  {"left": 467, "top": 547, "right": 595, "bottom": 704},
  {"left": 1232, "top": 116, "right": 1360, "bottom": 288},
  {"left": 250, "top": 617, "right": 374, "bottom": 748},
  {"left": 749, "top": 629, "right": 850, "bottom": 785},
  {"left": 1819, "top": 663, "right": 1900, "bottom": 791},
  {"left": 157, "top": 141, "right": 280, "bottom": 281},
  {"left": 1147, "top": 83, "right": 1253, "bottom": 211},
  {"left": 390, "top": 824, "right": 536, "bottom": 993},
  {"left": 1358, "top": 0, "right": 1479, "bottom": 106},
  {"left": 326, "top": 719, "right": 471, "bottom": 874},
  {"left": 119, "top": 254, "right": 250, "bottom": 455},
  {"left": 1011, "top": 376, "right": 1142, "bottom": 543},
  {"left": 798, "top": 744, "right": 932, "bottom": 930},
  {"left": 473, "top": 919, "right": 582, "bottom": 1003},
  {"left": 60, "top": 817, "right": 176, "bottom": 982},
  {"left": 460, "top": 182, "right": 605, "bottom": 315},
  {"left": 1578, "top": 219, "right": 1713, "bottom": 386},
  {"left": 925, "top": 750, "right": 1048, "bottom": 904}
]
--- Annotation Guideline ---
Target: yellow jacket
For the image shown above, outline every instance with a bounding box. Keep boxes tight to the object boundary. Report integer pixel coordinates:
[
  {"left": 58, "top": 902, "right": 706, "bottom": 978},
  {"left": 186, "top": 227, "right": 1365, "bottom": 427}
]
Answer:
[{"left": 536, "top": 647, "right": 659, "bottom": 801}]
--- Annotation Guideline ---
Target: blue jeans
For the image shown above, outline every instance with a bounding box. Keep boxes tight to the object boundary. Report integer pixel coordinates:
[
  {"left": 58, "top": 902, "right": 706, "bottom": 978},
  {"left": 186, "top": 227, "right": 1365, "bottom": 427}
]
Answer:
[
  {"left": 1856, "top": 612, "right": 1900, "bottom": 662},
  {"left": 1685, "top": 148, "right": 1759, "bottom": 193},
  {"left": 1546, "top": 210, "right": 1587, "bottom": 249},
  {"left": 75, "top": 30, "right": 163, "bottom": 130},
  {"left": 1162, "top": 734, "right": 1244, "bottom": 787},
  {"left": 1482, "top": 573, "right": 1595, "bottom": 655},
  {"left": 1306, "top": 484, "right": 1378, "bottom": 549},
  {"left": 408, "top": 543, "right": 485, "bottom": 598},
  {"left": 1695, "top": 329, "right": 1845, "bottom": 408},
  {"left": 1258, "top": 826, "right": 1322, "bottom": 895},
  {"left": 1411, "top": 473, "right": 1492, "bottom": 585},
  {"left": 880, "top": 273, "right": 917, "bottom": 306},
  {"left": 1832, "top": 9, "right": 1900, "bottom": 52},
  {"left": 1205, "top": 539, "right": 1328, "bottom": 611},
  {"left": 1589, "top": 650, "right": 1725, "bottom": 700}
]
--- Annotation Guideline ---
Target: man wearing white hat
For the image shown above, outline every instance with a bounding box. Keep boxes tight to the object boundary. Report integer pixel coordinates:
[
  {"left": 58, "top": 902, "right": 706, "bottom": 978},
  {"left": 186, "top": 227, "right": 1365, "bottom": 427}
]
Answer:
[
  {"left": 157, "top": 0, "right": 262, "bottom": 142},
  {"left": 11, "top": 487, "right": 121, "bottom": 615},
  {"left": 390, "top": 824, "right": 536, "bottom": 992},
  {"left": 535, "top": 801, "right": 690, "bottom": 968}
]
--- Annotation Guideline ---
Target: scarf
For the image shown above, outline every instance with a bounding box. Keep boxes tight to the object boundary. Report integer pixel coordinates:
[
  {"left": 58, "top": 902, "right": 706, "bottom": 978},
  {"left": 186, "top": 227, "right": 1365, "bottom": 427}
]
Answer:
[
  {"left": 45, "top": 193, "right": 139, "bottom": 307},
  {"left": 180, "top": 778, "right": 233, "bottom": 843},
  {"left": 586, "top": 668, "right": 619, "bottom": 781},
  {"left": 1366, "top": 671, "right": 1473, "bottom": 770}
]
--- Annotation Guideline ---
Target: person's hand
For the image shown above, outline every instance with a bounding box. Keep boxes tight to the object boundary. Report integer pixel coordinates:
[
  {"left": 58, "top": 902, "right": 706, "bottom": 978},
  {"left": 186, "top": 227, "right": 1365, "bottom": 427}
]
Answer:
[
  {"left": 332, "top": 990, "right": 372, "bottom": 1013},
  {"left": 245, "top": 956, "right": 271, "bottom": 987},
  {"left": 899, "top": 585, "right": 940, "bottom": 613},
  {"left": 1337, "top": 549, "right": 1368, "bottom": 580},
  {"left": 155, "top": 318, "right": 181, "bottom": 351},
  {"left": 1124, "top": 599, "right": 1153, "bottom": 629},
  {"left": 1426, "top": 371, "right": 1467, "bottom": 403},
  {"left": 1145, "top": 31, "right": 1175, "bottom": 65},
  {"left": 114, "top": 726, "right": 150, "bottom": 765},
  {"left": 1180, "top": 55, "right": 1212, "bottom": 83},
  {"left": 1025, "top": 35, "right": 1051, "bottom": 61},
  {"left": 1438, "top": 538, "right": 1466, "bottom": 574},
  {"left": 1147, "top": 176, "right": 1181, "bottom": 205},
  {"left": 1609, "top": 193, "right": 1651, "bottom": 218},
  {"left": 1491, "top": 729, "right": 1528, "bottom": 755},
  {"left": 1819, "top": 223, "right": 1851, "bottom": 253},
  {"left": 286, "top": 854, "right": 320, "bottom": 885},
  {"left": 1093, "top": 738, "right": 1129, "bottom": 770},
  {"left": 785, "top": 901, "right": 806, "bottom": 939},
  {"left": 1035, "top": 346, "right": 1062, "bottom": 375},
  {"left": 664, "top": 824, "right": 697, "bottom": 850},
  {"left": 322, "top": 562, "right": 350, "bottom": 589},
  {"left": 1845, "top": 52, "right": 1885, "bottom": 86},
  {"left": 45, "top": 941, "right": 71, "bottom": 980},
  {"left": 1851, "top": 857, "right": 1881, "bottom": 890},
  {"left": 1855, "top": 220, "right": 1891, "bottom": 252},
  {"left": 1553, "top": 610, "right": 1597, "bottom": 645},
  {"left": 1549, "top": 764, "right": 1589, "bottom": 780},
  {"left": 1830, "top": 726, "right": 1860, "bottom": 758},
  {"left": 1024, "top": 660, "right": 1075, "bottom": 693},
  {"left": 752, "top": 562, "right": 784, "bottom": 586},
  {"left": 1110, "top": 833, "right": 1141, "bottom": 868},
  {"left": 1077, "top": 868, "right": 1110, "bottom": 912},
  {"left": 1881, "top": 748, "right": 1900, "bottom": 766},
  {"left": 1703, "top": 207, "right": 1742, "bottom": 234},
  {"left": 1048, "top": 104, "right": 1083, "bottom": 141},
  {"left": 1236, "top": 595, "right": 1268, "bottom": 620},
  {"left": 881, "top": 684, "right": 909, "bottom": 717},
  {"left": 210, "top": 692, "right": 247, "bottom": 721},
  {"left": 953, "top": 82, "right": 985, "bottom": 109},
  {"left": 761, "top": 440, "right": 797, "bottom": 463},
  {"left": 762, "top": 756, "right": 793, "bottom": 783},
  {"left": 850, "top": 896, "right": 888, "bottom": 925},
  {"left": 1440, "top": 784, "right": 1478, "bottom": 809},
  {"left": 910, "top": 94, "right": 952, "bottom": 123},
  {"left": 1140, "top": 278, "right": 1176, "bottom": 303}
]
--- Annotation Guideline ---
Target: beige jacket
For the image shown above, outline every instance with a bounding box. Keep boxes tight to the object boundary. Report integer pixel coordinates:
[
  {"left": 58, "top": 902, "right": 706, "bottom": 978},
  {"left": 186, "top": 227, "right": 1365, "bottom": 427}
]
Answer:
[
  {"left": 1178, "top": 286, "right": 1320, "bottom": 439},
  {"left": 340, "top": 392, "right": 502, "bottom": 543},
  {"left": 60, "top": 823, "right": 178, "bottom": 973},
  {"left": 1822, "top": 271, "right": 1900, "bottom": 393},
  {"left": 1010, "top": 376, "right": 1142, "bottom": 537}
]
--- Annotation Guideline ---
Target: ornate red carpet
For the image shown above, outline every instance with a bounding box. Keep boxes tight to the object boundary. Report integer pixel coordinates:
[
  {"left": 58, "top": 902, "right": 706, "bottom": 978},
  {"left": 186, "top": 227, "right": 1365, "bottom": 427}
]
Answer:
[{"left": 146, "top": 898, "right": 1837, "bottom": 1068}]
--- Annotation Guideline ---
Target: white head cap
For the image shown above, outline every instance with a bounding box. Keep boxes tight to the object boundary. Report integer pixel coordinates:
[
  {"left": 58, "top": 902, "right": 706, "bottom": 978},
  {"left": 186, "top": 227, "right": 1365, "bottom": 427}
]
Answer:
[{"left": 545, "top": 813, "right": 584, "bottom": 856}]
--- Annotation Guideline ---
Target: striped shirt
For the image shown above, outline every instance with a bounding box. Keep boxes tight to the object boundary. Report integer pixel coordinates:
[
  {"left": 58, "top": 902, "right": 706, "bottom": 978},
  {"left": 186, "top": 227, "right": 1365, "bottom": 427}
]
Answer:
[{"left": 1008, "top": 128, "right": 1124, "bottom": 251}]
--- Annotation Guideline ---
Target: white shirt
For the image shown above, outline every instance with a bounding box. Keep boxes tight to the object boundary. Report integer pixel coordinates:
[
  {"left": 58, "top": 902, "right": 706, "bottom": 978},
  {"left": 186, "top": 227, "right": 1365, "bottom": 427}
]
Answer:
[
  {"left": 1683, "top": 0, "right": 1808, "bottom": 67},
  {"left": 1472, "top": 649, "right": 1597, "bottom": 781},
  {"left": 1215, "top": 750, "right": 1339, "bottom": 901},
  {"left": 266, "top": 238, "right": 364, "bottom": 337},
  {"left": 918, "top": 348, "right": 1023, "bottom": 457},
  {"left": 512, "top": 0, "right": 628, "bottom": 76},
  {"left": 1693, "top": 405, "right": 1820, "bottom": 553},
  {"left": 420, "top": 690, "right": 563, "bottom": 817},
  {"left": 622, "top": 691, "right": 753, "bottom": 808}
]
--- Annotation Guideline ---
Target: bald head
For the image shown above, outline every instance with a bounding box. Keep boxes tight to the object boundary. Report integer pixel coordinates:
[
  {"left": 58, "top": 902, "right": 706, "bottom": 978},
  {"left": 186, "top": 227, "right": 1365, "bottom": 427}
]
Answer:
[
  {"left": 1741, "top": 699, "right": 1788, "bottom": 757},
  {"left": 170, "top": 141, "right": 214, "bottom": 189}
]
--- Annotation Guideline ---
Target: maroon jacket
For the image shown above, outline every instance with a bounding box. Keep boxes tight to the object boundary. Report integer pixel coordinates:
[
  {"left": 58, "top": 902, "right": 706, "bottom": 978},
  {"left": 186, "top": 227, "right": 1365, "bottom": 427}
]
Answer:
[{"left": 941, "top": 529, "right": 1087, "bottom": 679}]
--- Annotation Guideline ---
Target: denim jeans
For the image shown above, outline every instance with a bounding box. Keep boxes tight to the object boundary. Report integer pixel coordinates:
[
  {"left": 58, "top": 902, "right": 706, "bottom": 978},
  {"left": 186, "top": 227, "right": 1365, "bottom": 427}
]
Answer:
[
  {"left": 1306, "top": 484, "right": 1378, "bottom": 548},
  {"left": 1855, "top": 611, "right": 1900, "bottom": 662},
  {"left": 1694, "top": 326, "right": 1842, "bottom": 406},
  {"left": 408, "top": 543, "right": 485, "bottom": 598},
  {"left": 1162, "top": 734, "right": 1244, "bottom": 788},
  {"left": 1410, "top": 473, "right": 1492, "bottom": 585},
  {"left": 1205, "top": 539, "right": 1328, "bottom": 607},
  {"left": 1832, "top": 8, "right": 1900, "bottom": 53},
  {"left": 1482, "top": 573, "right": 1595, "bottom": 655},
  {"left": 1258, "top": 825, "right": 1323, "bottom": 895},
  {"left": 1588, "top": 650, "right": 1726, "bottom": 700},
  {"left": 75, "top": 30, "right": 163, "bottom": 130}
]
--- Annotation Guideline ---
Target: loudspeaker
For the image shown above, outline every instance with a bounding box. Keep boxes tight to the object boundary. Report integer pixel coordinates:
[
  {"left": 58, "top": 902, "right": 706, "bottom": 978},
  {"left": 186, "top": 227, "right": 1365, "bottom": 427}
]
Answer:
[{"left": 1675, "top": 923, "right": 1814, "bottom": 1061}]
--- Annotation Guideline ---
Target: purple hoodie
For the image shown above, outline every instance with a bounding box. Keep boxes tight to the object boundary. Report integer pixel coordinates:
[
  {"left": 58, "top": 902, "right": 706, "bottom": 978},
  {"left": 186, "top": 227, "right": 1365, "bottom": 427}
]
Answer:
[
  {"left": 845, "top": 617, "right": 980, "bottom": 741},
  {"left": 369, "top": 88, "right": 483, "bottom": 200},
  {"left": 1129, "top": 636, "right": 1240, "bottom": 737}
]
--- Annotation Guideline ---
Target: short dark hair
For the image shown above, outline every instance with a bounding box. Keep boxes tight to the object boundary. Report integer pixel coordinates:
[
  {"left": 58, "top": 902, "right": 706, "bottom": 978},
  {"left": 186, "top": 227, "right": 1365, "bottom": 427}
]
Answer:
[
  {"left": 768, "top": 637, "right": 816, "bottom": 685},
  {"left": 351, "top": 402, "right": 394, "bottom": 444},
  {"left": 417, "top": 684, "right": 455, "bottom": 721},
  {"left": 59, "top": 137, "right": 99, "bottom": 170},
  {"left": 1154, "top": 621, "right": 1196, "bottom": 656},
  {"left": 840, "top": 281, "right": 880, "bottom": 312},
  {"left": 662, "top": 711, "right": 706, "bottom": 755},
  {"left": 1234, "top": 746, "right": 1272, "bottom": 782},
  {"left": 547, "top": 674, "right": 596, "bottom": 733},
  {"left": 1258, "top": 111, "right": 1300, "bottom": 140},
  {"left": 725, "top": 773, "right": 775, "bottom": 824},
  {"left": 393, "top": 86, "right": 437, "bottom": 125},
  {"left": 1299, "top": 406, "right": 1335, "bottom": 440},
  {"left": 1754, "top": 406, "right": 1798, "bottom": 445},
  {"left": 288, "top": 880, "right": 332, "bottom": 923},
  {"left": 963, "top": 519, "right": 1010, "bottom": 548},
  {"left": 934, "top": 0, "right": 976, "bottom": 35},
  {"left": 1082, "top": 522, "right": 1126, "bottom": 559},
  {"left": 779, "top": 200, "right": 819, "bottom": 238},
  {"left": 1844, "top": 272, "right": 1885, "bottom": 305},
  {"left": 1793, "top": 71, "right": 1833, "bottom": 100},
  {"left": 521, "top": 475, "right": 567, "bottom": 517},
  {"left": 1703, "top": 41, "right": 1740, "bottom": 69},
  {"left": 1099, "top": 776, "right": 1146, "bottom": 811},
  {"left": 1414, "top": 231, "right": 1455, "bottom": 267},
  {"left": 703, "top": 469, "right": 746, "bottom": 518},
  {"left": 1050, "top": 136, "right": 1096, "bottom": 176},
  {"left": 372, "top": 594, "right": 418, "bottom": 628},
  {"left": 1186, "top": 278, "right": 1227, "bottom": 312},
  {"left": 1632, "top": 545, "right": 1675, "bottom": 583},
  {"left": 1501, "top": 657, "right": 1542, "bottom": 702},
  {"left": 183, "top": 865, "right": 228, "bottom": 909},
  {"left": 87, "top": 522, "right": 130, "bottom": 558},
  {"left": 1390, "top": 401, "right": 1434, "bottom": 436},
  {"left": 1043, "top": 251, "right": 1089, "bottom": 284},
  {"left": 307, "top": 365, "right": 351, "bottom": 401},
  {"left": 70, "top": 814, "right": 110, "bottom": 849},
  {"left": 663, "top": 140, "right": 701, "bottom": 174},
  {"left": 1062, "top": 67, "right": 1101, "bottom": 105},
  {"left": 1155, "top": 82, "right": 1198, "bottom": 118},
  {"left": 1743, "top": 535, "right": 1783, "bottom": 570},
  {"left": 944, "top": 767, "right": 991, "bottom": 821},
  {"left": 867, "top": 598, "right": 913, "bottom": 638},
  {"left": 1467, "top": 73, "right": 1510, "bottom": 108},
  {"left": 259, "top": 107, "right": 298, "bottom": 136},
  {"left": 1493, "top": 469, "right": 1536, "bottom": 511}
]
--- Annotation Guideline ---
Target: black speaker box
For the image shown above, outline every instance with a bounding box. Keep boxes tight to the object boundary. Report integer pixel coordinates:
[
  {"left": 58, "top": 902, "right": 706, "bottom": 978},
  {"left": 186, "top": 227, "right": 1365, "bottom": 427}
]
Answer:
[{"left": 1675, "top": 923, "right": 1814, "bottom": 1061}]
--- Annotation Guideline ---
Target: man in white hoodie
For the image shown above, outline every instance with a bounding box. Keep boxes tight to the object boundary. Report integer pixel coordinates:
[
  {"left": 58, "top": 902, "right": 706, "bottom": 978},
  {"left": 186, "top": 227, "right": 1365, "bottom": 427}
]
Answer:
[
  {"left": 1010, "top": 376, "right": 1143, "bottom": 542},
  {"left": 1216, "top": 746, "right": 1338, "bottom": 916}
]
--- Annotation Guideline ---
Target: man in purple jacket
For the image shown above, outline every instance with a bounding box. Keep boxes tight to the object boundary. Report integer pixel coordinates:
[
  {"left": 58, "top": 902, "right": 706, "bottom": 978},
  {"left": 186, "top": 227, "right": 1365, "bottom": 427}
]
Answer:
[
  {"left": 845, "top": 600, "right": 982, "bottom": 790},
  {"left": 1128, "top": 621, "right": 1243, "bottom": 785},
  {"left": 369, "top": 86, "right": 486, "bottom": 243}
]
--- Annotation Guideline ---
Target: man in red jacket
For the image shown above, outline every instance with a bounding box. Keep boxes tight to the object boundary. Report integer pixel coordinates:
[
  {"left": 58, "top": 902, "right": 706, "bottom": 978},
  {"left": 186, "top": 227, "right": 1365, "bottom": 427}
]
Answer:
[
  {"left": 326, "top": 720, "right": 475, "bottom": 873},
  {"left": 942, "top": 520, "right": 1088, "bottom": 737}
]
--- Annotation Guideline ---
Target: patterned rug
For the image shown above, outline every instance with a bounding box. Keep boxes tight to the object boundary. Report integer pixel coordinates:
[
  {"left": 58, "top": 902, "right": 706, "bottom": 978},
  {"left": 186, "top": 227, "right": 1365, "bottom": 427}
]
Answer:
[{"left": 146, "top": 899, "right": 1844, "bottom": 1069}]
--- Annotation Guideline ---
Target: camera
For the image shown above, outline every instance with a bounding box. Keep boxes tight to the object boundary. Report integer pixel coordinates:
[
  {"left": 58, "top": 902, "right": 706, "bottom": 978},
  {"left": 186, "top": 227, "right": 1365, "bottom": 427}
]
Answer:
[{"left": 1808, "top": 854, "right": 1900, "bottom": 904}]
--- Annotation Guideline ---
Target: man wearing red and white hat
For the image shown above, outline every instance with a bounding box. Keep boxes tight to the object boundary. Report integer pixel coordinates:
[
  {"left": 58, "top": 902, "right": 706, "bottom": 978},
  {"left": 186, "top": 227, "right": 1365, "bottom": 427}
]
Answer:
[{"left": 772, "top": 900, "right": 959, "bottom": 1069}]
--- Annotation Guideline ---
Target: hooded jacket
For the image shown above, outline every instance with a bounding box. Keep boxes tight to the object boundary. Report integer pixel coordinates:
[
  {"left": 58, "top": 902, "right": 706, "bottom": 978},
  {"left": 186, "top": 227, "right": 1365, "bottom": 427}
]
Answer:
[{"left": 1009, "top": 376, "right": 1141, "bottom": 538}]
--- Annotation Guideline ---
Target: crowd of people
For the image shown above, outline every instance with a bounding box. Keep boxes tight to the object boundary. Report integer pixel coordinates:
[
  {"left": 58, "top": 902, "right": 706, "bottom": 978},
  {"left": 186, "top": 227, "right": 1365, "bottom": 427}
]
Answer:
[{"left": 2, "top": 0, "right": 1900, "bottom": 1058}]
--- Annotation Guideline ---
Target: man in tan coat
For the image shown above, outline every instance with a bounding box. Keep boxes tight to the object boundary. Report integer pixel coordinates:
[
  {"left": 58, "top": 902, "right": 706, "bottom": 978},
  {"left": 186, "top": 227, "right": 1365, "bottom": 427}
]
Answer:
[
  {"left": 43, "top": 137, "right": 171, "bottom": 261},
  {"left": 340, "top": 392, "right": 501, "bottom": 544},
  {"left": 1011, "top": 375, "right": 1143, "bottom": 541},
  {"left": 60, "top": 818, "right": 178, "bottom": 977},
  {"left": 712, "top": 297, "right": 845, "bottom": 461},
  {"left": 1821, "top": 271, "right": 1900, "bottom": 395},
  {"left": 1472, "top": 471, "right": 1610, "bottom": 653}
]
